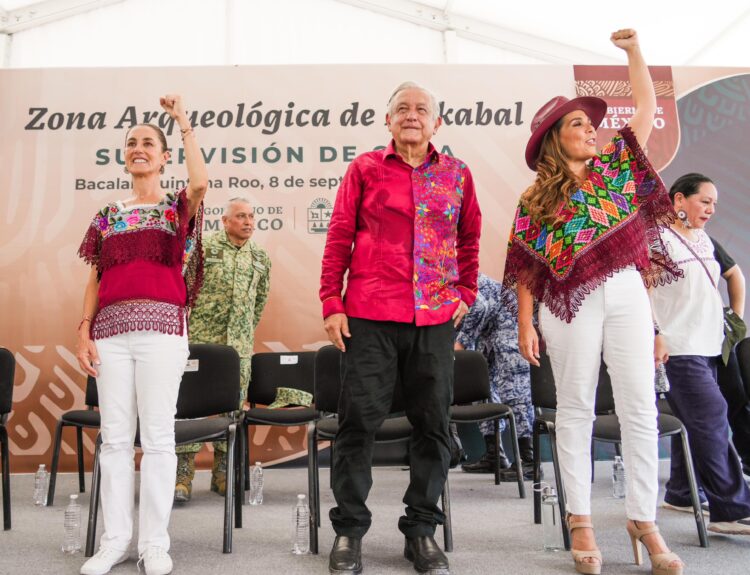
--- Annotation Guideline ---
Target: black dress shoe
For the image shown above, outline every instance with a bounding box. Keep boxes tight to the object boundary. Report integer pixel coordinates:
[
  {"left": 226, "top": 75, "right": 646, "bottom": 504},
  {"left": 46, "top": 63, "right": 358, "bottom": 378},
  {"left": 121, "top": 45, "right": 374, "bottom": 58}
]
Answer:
[
  {"left": 404, "top": 535, "right": 450, "bottom": 574},
  {"left": 329, "top": 535, "right": 362, "bottom": 575}
]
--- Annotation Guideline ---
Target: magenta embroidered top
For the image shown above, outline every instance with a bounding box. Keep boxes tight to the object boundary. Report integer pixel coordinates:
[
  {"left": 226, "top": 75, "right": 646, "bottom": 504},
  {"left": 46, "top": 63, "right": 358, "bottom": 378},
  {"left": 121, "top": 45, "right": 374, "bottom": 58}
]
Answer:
[
  {"left": 78, "top": 188, "right": 204, "bottom": 339},
  {"left": 320, "top": 140, "right": 481, "bottom": 327},
  {"left": 502, "top": 127, "right": 681, "bottom": 323}
]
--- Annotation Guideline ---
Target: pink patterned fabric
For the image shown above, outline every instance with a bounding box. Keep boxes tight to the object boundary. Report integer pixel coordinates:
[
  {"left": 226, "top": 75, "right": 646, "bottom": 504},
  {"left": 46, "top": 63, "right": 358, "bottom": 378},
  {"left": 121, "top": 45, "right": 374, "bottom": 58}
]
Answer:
[
  {"left": 502, "top": 127, "right": 681, "bottom": 323},
  {"left": 320, "top": 140, "right": 481, "bottom": 326},
  {"left": 78, "top": 188, "right": 204, "bottom": 339}
]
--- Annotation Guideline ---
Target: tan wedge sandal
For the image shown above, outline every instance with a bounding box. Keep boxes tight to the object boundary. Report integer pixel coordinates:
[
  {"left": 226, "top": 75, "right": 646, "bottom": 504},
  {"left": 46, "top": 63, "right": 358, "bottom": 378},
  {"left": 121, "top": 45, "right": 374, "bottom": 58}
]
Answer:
[
  {"left": 567, "top": 515, "right": 602, "bottom": 575},
  {"left": 626, "top": 521, "right": 684, "bottom": 575}
]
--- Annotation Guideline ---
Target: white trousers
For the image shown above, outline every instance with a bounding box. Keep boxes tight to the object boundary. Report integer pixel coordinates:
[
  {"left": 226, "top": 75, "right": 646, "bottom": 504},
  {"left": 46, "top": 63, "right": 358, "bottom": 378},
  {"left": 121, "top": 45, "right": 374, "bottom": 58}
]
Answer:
[
  {"left": 95, "top": 330, "right": 189, "bottom": 554},
  {"left": 539, "top": 268, "right": 659, "bottom": 520}
]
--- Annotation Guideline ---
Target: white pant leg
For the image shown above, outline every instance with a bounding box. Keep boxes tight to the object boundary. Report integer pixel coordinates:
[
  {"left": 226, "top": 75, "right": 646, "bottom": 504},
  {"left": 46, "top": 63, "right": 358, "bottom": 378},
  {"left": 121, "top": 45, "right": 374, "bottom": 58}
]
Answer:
[
  {"left": 601, "top": 269, "right": 659, "bottom": 521},
  {"left": 539, "top": 288, "right": 605, "bottom": 516},
  {"left": 95, "top": 334, "right": 138, "bottom": 552},
  {"left": 133, "top": 331, "right": 189, "bottom": 554}
]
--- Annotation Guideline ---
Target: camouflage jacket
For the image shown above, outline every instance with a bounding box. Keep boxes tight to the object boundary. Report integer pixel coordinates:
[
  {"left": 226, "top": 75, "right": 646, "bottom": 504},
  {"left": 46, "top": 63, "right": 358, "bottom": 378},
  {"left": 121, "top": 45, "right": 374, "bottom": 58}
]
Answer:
[{"left": 189, "top": 230, "right": 271, "bottom": 357}]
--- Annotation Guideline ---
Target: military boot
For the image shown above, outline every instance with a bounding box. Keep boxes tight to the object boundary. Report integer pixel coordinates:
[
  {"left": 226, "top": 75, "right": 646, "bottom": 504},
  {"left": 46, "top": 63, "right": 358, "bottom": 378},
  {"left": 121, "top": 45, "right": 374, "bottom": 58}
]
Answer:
[
  {"left": 499, "top": 436, "right": 538, "bottom": 482},
  {"left": 174, "top": 452, "right": 196, "bottom": 503},
  {"left": 461, "top": 435, "right": 511, "bottom": 473},
  {"left": 210, "top": 450, "right": 227, "bottom": 496}
]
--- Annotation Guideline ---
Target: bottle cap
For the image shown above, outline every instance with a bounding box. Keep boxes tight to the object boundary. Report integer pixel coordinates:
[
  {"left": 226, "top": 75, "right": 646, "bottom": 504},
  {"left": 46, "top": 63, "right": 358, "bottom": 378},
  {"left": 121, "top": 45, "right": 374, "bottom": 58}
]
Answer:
[
  {"left": 298, "top": 494, "right": 306, "bottom": 499},
  {"left": 70, "top": 494, "right": 78, "bottom": 501},
  {"left": 255, "top": 461, "right": 261, "bottom": 466}
]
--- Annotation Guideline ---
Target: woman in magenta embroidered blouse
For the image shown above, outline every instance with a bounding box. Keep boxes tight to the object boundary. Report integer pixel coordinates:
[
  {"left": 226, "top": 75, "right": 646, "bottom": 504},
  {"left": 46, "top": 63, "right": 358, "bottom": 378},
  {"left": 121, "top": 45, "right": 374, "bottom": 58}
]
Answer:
[
  {"left": 503, "top": 31, "right": 683, "bottom": 575},
  {"left": 75, "top": 94, "right": 207, "bottom": 575}
]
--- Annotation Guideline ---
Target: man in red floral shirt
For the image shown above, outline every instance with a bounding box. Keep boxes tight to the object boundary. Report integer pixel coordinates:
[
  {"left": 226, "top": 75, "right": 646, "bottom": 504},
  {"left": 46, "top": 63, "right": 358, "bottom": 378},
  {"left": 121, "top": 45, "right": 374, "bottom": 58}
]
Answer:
[{"left": 320, "top": 81, "right": 481, "bottom": 575}]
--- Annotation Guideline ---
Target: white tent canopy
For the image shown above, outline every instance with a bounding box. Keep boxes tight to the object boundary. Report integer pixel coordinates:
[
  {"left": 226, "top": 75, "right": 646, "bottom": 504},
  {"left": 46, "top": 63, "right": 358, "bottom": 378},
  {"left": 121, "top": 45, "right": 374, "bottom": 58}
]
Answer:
[{"left": 2, "top": 0, "right": 750, "bottom": 68}]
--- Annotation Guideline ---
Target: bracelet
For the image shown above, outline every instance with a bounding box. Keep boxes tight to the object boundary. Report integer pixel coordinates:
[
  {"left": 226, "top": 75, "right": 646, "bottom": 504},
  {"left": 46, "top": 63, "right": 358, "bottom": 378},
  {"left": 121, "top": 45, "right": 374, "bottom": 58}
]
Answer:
[
  {"left": 78, "top": 317, "right": 92, "bottom": 331},
  {"left": 180, "top": 128, "right": 194, "bottom": 142}
]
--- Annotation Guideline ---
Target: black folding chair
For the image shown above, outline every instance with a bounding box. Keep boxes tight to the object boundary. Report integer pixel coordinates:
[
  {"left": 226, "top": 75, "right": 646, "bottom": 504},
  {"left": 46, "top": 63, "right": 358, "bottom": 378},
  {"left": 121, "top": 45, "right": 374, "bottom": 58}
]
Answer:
[
  {"left": 0, "top": 347, "right": 15, "bottom": 530},
  {"left": 47, "top": 376, "right": 100, "bottom": 506},
  {"left": 240, "top": 351, "right": 317, "bottom": 497},
  {"left": 85, "top": 343, "right": 242, "bottom": 555},
  {"left": 450, "top": 350, "right": 525, "bottom": 498},
  {"left": 308, "top": 345, "right": 453, "bottom": 555}
]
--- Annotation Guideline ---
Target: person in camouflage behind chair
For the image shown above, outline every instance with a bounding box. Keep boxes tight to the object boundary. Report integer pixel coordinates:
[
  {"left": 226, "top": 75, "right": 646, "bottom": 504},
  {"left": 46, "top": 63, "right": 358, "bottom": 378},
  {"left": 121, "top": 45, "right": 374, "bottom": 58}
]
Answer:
[
  {"left": 454, "top": 273, "right": 535, "bottom": 481},
  {"left": 174, "top": 197, "right": 271, "bottom": 502}
]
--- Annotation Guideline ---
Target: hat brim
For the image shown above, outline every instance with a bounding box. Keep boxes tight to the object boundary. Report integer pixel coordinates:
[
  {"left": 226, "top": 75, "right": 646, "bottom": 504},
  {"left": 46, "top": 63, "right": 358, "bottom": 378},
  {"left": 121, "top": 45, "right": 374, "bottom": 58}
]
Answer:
[
  {"left": 267, "top": 400, "right": 288, "bottom": 409},
  {"left": 525, "top": 96, "right": 607, "bottom": 170}
]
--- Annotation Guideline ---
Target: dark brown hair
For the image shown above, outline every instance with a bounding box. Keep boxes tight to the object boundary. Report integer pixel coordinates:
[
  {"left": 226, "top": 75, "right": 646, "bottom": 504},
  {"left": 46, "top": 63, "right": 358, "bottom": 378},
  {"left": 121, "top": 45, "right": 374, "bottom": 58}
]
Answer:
[
  {"left": 125, "top": 123, "right": 169, "bottom": 152},
  {"left": 521, "top": 119, "right": 581, "bottom": 225}
]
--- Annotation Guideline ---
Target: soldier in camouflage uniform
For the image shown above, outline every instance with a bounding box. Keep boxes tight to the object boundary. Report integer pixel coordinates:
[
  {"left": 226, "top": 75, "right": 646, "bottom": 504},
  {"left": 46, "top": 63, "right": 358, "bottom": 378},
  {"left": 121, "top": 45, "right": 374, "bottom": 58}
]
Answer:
[
  {"left": 454, "top": 273, "right": 536, "bottom": 480},
  {"left": 175, "top": 197, "right": 271, "bottom": 502}
]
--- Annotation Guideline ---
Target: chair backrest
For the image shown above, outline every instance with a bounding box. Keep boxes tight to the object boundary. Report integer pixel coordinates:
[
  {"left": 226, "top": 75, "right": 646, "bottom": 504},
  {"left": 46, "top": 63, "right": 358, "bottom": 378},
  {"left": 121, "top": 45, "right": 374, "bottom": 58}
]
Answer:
[
  {"left": 530, "top": 351, "right": 612, "bottom": 412},
  {"left": 86, "top": 376, "right": 99, "bottom": 408},
  {"left": 530, "top": 352, "right": 556, "bottom": 410},
  {"left": 176, "top": 343, "right": 241, "bottom": 419},
  {"left": 594, "top": 363, "right": 615, "bottom": 414},
  {"left": 736, "top": 337, "right": 750, "bottom": 390},
  {"left": 452, "top": 350, "right": 491, "bottom": 404},
  {"left": 248, "top": 351, "right": 316, "bottom": 405},
  {"left": 314, "top": 345, "right": 405, "bottom": 414},
  {"left": 0, "top": 347, "right": 15, "bottom": 416}
]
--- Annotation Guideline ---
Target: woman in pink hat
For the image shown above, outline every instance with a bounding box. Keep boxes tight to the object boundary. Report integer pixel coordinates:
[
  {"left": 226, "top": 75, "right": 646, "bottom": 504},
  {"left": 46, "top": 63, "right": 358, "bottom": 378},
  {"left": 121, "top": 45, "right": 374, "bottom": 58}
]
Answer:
[{"left": 503, "top": 30, "right": 683, "bottom": 575}]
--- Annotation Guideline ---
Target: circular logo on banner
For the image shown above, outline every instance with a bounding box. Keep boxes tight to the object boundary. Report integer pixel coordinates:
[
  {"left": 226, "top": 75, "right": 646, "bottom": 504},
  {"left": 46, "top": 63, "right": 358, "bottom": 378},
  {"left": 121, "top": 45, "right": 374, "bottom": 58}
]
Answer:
[{"left": 307, "top": 197, "right": 333, "bottom": 234}]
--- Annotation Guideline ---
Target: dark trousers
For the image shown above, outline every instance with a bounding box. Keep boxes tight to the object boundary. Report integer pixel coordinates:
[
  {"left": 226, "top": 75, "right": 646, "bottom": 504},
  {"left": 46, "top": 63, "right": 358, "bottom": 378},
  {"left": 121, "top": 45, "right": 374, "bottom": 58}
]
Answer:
[
  {"left": 717, "top": 348, "right": 750, "bottom": 470},
  {"left": 329, "top": 317, "right": 454, "bottom": 539},
  {"left": 664, "top": 355, "right": 750, "bottom": 522}
]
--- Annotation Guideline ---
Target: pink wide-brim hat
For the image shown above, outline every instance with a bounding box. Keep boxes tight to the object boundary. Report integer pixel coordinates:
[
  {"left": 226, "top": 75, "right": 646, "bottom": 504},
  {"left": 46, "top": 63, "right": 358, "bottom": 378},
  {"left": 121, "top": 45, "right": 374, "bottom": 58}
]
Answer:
[{"left": 525, "top": 95, "right": 607, "bottom": 170}]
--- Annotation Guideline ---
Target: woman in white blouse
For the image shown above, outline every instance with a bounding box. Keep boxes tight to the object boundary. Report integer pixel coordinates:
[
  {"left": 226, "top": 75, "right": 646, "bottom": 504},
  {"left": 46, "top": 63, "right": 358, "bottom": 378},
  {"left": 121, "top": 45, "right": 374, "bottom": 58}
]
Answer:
[{"left": 650, "top": 172, "right": 750, "bottom": 535}]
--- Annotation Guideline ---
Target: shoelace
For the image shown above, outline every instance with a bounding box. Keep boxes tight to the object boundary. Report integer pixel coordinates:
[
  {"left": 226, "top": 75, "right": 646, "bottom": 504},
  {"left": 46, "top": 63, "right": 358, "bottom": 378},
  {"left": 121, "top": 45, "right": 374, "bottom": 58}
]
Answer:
[{"left": 136, "top": 547, "right": 168, "bottom": 574}]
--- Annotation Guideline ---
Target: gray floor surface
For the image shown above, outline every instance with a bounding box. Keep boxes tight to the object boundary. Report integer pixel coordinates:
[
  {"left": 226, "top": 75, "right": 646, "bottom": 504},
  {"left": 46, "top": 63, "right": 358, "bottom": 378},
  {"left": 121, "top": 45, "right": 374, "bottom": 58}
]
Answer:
[{"left": 2, "top": 461, "right": 749, "bottom": 574}]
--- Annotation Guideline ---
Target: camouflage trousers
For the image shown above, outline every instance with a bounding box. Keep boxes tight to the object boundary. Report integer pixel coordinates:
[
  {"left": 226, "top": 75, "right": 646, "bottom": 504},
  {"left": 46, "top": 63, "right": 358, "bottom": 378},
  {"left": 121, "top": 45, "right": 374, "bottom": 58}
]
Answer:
[
  {"left": 176, "top": 356, "right": 251, "bottom": 454},
  {"left": 479, "top": 373, "right": 534, "bottom": 439}
]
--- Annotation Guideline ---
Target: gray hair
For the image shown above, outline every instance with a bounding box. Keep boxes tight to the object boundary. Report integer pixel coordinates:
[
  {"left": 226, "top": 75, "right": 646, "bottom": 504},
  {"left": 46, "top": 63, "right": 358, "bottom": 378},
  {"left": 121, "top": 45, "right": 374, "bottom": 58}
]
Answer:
[
  {"left": 387, "top": 81, "right": 439, "bottom": 120},
  {"left": 223, "top": 196, "right": 253, "bottom": 215}
]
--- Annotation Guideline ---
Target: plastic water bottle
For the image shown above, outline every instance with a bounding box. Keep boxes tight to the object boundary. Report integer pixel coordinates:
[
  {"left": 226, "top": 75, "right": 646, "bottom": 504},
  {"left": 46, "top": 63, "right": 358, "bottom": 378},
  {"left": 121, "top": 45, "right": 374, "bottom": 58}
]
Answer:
[
  {"left": 62, "top": 494, "right": 82, "bottom": 554},
  {"left": 541, "top": 485, "right": 564, "bottom": 551},
  {"left": 292, "top": 494, "right": 310, "bottom": 555},
  {"left": 612, "top": 455, "right": 626, "bottom": 499},
  {"left": 248, "top": 461, "right": 264, "bottom": 505},
  {"left": 33, "top": 464, "right": 49, "bottom": 506}
]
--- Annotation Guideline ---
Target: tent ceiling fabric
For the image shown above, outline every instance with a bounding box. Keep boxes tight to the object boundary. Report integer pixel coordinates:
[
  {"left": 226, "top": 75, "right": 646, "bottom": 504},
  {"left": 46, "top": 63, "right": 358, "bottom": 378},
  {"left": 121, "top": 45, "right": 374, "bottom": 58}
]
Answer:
[{"left": 1, "top": 0, "right": 749, "bottom": 66}]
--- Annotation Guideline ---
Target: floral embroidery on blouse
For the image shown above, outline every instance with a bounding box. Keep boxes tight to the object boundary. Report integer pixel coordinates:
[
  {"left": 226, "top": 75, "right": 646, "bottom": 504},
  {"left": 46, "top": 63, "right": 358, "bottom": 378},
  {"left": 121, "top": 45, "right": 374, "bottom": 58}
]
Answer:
[{"left": 413, "top": 156, "right": 467, "bottom": 312}]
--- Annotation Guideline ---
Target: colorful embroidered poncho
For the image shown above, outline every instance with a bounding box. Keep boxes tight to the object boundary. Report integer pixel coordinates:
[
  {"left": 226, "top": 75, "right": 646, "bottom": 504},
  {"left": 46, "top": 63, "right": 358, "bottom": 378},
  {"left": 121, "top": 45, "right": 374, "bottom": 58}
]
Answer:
[
  {"left": 78, "top": 188, "right": 204, "bottom": 338},
  {"left": 502, "top": 127, "right": 681, "bottom": 323}
]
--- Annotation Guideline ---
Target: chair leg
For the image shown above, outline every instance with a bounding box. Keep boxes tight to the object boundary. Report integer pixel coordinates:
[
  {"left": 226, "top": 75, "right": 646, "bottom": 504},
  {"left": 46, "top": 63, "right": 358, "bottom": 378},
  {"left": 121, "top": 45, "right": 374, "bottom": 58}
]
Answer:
[
  {"left": 47, "top": 420, "right": 66, "bottom": 506},
  {"left": 1, "top": 427, "right": 10, "bottom": 530},
  {"left": 243, "top": 420, "right": 250, "bottom": 492},
  {"left": 223, "top": 425, "right": 236, "bottom": 554},
  {"left": 77, "top": 427, "right": 86, "bottom": 493},
  {"left": 307, "top": 422, "right": 319, "bottom": 554},
  {"left": 493, "top": 420, "right": 501, "bottom": 485},
  {"left": 507, "top": 413, "right": 526, "bottom": 499},
  {"left": 590, "top": 440, "right": 595, "bottom": 483},
  {"left": 441, "top": 476, "right": 453, "bottom": 553},
  {"left": 549, "top": 427, "right": 570, "bottom": 551},
  {"left": 533, "top": 423, "right": 542, "bottom": 524},
  {"left": 85, "top": 435, "right": 103, "bottom": 557},
  {"left": 678, "top": 428, "right": 709, "bottom": 548},
  {"left": 234, "top": 426, "right": 243, "bottom": 529}
]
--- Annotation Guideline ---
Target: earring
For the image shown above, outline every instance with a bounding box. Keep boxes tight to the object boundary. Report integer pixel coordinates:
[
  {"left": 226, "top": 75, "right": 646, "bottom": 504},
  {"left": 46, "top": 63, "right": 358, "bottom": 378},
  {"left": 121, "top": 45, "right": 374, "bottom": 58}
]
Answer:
[
  {"left": 124, "top": 166, "right": 129, "bottom": 174},
  {"left": 160, "top": 166, "right": 165, "bottom": 175},
  {"left": 677, "top": 209, "right": 691, "bottom": 228}
]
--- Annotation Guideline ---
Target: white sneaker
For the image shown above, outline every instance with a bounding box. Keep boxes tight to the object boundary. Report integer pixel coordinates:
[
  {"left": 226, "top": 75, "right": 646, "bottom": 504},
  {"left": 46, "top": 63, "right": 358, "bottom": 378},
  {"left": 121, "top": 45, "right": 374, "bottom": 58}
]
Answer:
[
  {"left": 80, "top": 547, "right": 129, "bottom": 575},
  {"left": 661, "top": 501, "right": 710, "bottom": 516},
  {"left": 138, "top": 547, "right": 173, "bottom": 575},
  {"left": 707, "top": 517, "right": 750, "bottom": 535}
]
